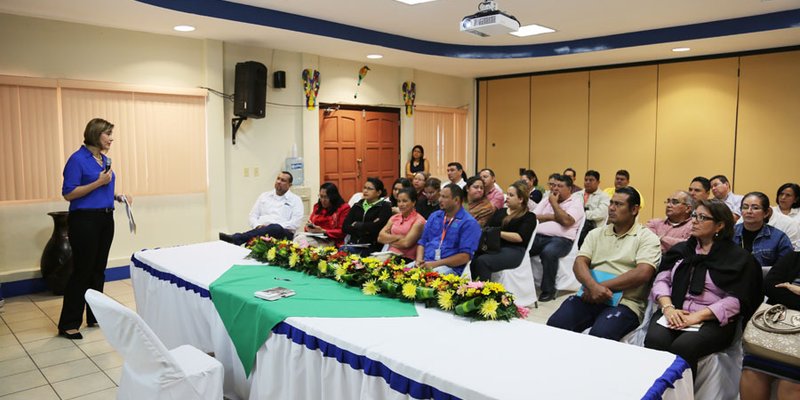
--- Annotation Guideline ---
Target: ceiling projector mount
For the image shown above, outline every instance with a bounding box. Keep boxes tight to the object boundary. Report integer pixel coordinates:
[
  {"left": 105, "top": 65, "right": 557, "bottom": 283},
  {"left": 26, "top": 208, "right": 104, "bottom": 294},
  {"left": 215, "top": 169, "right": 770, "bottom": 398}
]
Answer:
[{"left": 460, "top": 1, "right": 520, "bottom": 37}]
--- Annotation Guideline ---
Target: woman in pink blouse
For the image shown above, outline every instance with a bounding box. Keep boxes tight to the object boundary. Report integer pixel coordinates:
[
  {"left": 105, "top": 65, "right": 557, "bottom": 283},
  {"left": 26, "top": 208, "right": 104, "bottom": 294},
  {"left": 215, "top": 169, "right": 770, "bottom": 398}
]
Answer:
[
  {"left": 378, "top": 188, "right": 426, "bottom": 260},
  {"left": 644, "top": 199, "right": 763, "bottom": 376}
]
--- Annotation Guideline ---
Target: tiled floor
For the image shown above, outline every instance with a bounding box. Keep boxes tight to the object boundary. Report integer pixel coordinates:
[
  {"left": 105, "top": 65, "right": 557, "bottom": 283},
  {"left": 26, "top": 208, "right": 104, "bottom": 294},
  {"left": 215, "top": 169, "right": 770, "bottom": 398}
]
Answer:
[
  {"left": 0, "top": 280, "right": 135, "bottom": 399},
  {"left": 0, "top": 279, "right": 570, "bottom": 399}
]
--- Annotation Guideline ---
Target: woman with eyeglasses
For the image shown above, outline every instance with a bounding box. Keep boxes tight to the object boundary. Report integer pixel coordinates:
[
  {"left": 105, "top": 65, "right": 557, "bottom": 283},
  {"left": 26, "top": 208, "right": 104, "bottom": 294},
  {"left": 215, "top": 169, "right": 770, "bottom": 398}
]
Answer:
[
  {"left": 342, "top": 177, "right": 393, "bottom": 256},
  {"left": 644, "top": 199, "right": 763, "bottom": 377},
  {"left": 733, "top": 192, "right": 793, "bottom": 267},
  {"left": 740, "top": 251, "right": 800, "bottom": 399}
]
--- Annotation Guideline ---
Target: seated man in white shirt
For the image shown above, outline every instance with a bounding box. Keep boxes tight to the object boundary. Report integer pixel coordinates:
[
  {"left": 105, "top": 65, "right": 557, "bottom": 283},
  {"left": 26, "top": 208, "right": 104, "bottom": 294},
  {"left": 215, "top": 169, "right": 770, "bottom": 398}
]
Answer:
[
  {"left": 529, "top": 174, "right": 585, "bottom": 302},
  {"left": 446, "top": 162, "right": 467, "bottom": 189},
  {"left": 219, "top": 171, "right": 304, "bottom": 245},
  {"left": 710, "top": 174, "right": 743, "bottom": 222},
  {"left": 577, "top": 170, "right": 610, "bottom": 247}
]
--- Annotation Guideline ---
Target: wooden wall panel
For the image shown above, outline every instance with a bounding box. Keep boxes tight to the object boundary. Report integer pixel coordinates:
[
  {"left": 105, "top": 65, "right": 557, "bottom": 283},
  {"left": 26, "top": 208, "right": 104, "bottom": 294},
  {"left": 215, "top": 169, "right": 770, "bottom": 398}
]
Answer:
[
  {"left": 653, "top": 58, "right": 739, "bottom": 211},
  {"left": 588, "top": 66, "right": 658, "bottom": 220},
  {"left": 477, "top": 80, "right": 488, "bottom": 172},
  {"left": 735, "top": 51, "right": 800, "bottom": 196},
  {"left": 485, "top": 76, "right": 530, "bottom": 187},
  {"left": 530, "top": 71, "right": 589, "bottom": 184}
]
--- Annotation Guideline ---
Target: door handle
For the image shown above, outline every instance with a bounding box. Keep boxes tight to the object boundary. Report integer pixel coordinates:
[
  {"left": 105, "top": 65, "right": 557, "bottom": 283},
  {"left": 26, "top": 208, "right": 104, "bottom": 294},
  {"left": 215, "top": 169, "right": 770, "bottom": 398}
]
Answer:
[{"left": 356, "top": 158, "right": 362, "bottom": 179}]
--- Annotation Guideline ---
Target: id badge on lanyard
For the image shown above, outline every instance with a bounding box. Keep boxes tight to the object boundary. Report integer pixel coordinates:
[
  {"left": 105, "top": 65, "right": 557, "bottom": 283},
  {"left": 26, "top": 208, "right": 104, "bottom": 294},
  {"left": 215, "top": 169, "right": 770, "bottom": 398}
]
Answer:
[{"left": 437, "top": 216, "right": 455, "bottom": 261}]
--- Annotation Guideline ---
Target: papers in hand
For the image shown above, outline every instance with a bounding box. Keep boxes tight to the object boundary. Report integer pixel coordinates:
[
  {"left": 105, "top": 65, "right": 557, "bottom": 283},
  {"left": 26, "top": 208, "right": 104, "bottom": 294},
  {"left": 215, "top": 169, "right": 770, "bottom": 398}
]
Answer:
[
  {"left": 254, "top": 287, "right": 296, "bottom": 301},
  {"left": 656, "top": 315, "right": 703, "bottom": 332},
  {"left": 576, "top": 269, "right": 623, "bottom": 307},
  {"left": 302, "top": 232, "right": 328, "bottom": 239},
  {"left": 120, "top": 195, "right": 136, "bottom": 234}
]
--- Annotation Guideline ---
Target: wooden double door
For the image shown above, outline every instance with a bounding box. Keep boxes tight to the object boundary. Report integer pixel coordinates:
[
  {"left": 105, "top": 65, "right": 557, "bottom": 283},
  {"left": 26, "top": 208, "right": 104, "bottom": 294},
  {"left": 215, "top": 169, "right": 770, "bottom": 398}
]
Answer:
[{"left": 320, "top": 108, "right": 400, "bottom": 201}]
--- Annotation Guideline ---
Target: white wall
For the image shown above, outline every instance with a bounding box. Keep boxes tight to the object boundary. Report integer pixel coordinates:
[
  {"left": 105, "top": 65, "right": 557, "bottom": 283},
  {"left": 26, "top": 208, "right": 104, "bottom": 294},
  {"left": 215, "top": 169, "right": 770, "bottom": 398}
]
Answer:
[{"left": 0, "top": 13, "right": 473, "bottom": 281}]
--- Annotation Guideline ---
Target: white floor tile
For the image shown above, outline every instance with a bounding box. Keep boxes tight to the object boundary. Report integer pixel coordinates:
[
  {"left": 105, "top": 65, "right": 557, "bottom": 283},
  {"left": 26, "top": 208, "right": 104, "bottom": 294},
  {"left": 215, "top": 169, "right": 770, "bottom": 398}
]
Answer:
[
  {"left": 14, "top": 327, "right": 58, "bottom": 344},
  {"left": 51, "top": 371, "right": 115, "bottom": 400},
  {"left": 41, "top": 358, "right": 101, "bottom": 383},
  {"left": 31, "top": 346, "right": 87, "bottom": 368},
  {"left": 0, "top": 370, "right": 48, "bottom": 397},
  {"left": 0, "top": 334, "right": 19, "bottom": 348},
  {"left": 7, "top": 317, "right": 55, "bottom": 333},
  {"left": 71, "top": 387, "right": 118, "bottom": 400},
  {"left": 103, "top": 366, "right": 122, "bottom": 385},
  {"left": 0, "top": 344, "right": 27, "bottom": 362},
  {"left": 79, "top": 328, "right": 107, "bottom": 343},
  {"left": 0, "top": 357, "right": 37, "bottom": 378},
  {"left": 78, "top": 340, "right": 116, "bottom": 357},
  {"left": 90, "top": 352, "right": 123, "bottom": 370},
  {"left": 0, "top": 384, "right": 59, "bottom": 400},
  {"left": 22, "top": 336, "right": 76, "bottom": 355},
  {"left": 1, "top": 309, "right": 45, "bottom": 324}
]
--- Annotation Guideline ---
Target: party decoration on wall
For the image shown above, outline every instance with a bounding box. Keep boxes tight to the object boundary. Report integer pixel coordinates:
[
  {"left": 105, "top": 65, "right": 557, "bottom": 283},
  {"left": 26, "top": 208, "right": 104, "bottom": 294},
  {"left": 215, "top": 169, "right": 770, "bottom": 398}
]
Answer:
[
  {"left": 302, "top": 69, "right": 321, "bottom": 110},
  {"left": 402, "top": 81, "right": 416, "bottom": 117},
  {"left": 354, "top": 65, "right": 370, "bottom": 98}
]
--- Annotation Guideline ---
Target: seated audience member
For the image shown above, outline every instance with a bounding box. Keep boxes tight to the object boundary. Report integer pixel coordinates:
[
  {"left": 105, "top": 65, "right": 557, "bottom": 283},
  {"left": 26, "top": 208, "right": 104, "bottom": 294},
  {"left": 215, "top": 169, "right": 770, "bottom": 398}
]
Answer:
[
  {"left": 577, "top": 170, "right": 610, "bottom": 247},
  {"left": 547, "top": 187, "right": 661, "bottom": 339},
  {"left": 520, "top": 169, "right": 543, "bottom": 209},
  {"left": 688, "top": 176, "right": 711, "bottom": 202},
  {"left": 645, "top": 199, "right": 763, "bottom": 376},
  {"left": 465, "top": 175, "right": 496, "bottom": 227},
  {"left": 767, "top": 205, "right": 800, "bottom": 251},
  {"left": 300, "top": 183, "right": 350, "bottom": 247},
  {"left": 416, "top": 184, "right": 481, "bottom": 276},
  {"left": 404, "top": 145, "right": 429, "bottom": 179},
  {"left": 774, "top": 182, "right": 800, "bottom": 221},
  {"left": 710, "top": 174, "right": 743, "bottom": 221},
  {"left": 603, "top": 169, "right": 646, "bottom": 211},
  {"left": 563, "top": 167, "right": 582, "bottom": 194},
  {"left": 529, "top": 174, "right": 585, "bottom": 302},
  {"left": 740, "top": 251, "right": 800, "bottom": 400},
  {"left": 479, "top": 168, "right": 505, "bottom": 210},
  {"left": 415, "top": 177, "right": 441, "bottom": 219},
  {"left": 378, "top": 188, "right": 426, "bottom": 260},
  {"left": 733, "top": 192, "right": 793, "bottom": 267},
  {"left": 219, "top": 171, "right": 304, "bottom": 245},
  {"left": 342, "top": 177, "right": 393, "bottom": 256},
  {"left": 412, "top": 171, "right": 430, "bottom": 201},
  {"left": 446, "top": 162, "right": 467, "bottom": 189},
  {"left": 389, "top": 178, "right": 412, "bottom": 214},
  {"left": 471, "top": 182, "right": 537, "bottom": 281},
  {"left": 646, "top": 190, "right": 694, "bottom": 253}
]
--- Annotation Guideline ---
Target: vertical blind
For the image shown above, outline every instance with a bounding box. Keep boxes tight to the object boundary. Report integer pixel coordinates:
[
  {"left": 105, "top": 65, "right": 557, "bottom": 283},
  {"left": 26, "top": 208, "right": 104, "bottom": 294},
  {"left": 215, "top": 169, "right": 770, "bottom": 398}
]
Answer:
[
  {"left": 0, "top": 76, "right": 206, "bottom": 202},
  {"left": 413, "top": 106, "right": 468, "bottom": 179}
]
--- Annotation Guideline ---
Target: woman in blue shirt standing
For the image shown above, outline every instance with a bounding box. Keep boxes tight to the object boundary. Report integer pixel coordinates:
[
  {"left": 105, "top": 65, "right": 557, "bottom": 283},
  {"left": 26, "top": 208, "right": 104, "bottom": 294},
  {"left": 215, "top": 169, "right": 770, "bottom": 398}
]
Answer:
[{"left": 58, "top": 118, "right": 130, "bottom": 339}]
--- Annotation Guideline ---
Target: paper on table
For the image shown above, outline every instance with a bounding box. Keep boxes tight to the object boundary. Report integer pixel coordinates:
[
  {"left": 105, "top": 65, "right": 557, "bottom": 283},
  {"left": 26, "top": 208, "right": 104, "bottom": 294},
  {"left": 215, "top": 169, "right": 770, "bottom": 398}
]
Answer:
[
  {"left": 120, "top": 195, "right": 136, "bottom": 234},
  {"left": 656, "top": 315, "right": 702, "bottom": 332}
]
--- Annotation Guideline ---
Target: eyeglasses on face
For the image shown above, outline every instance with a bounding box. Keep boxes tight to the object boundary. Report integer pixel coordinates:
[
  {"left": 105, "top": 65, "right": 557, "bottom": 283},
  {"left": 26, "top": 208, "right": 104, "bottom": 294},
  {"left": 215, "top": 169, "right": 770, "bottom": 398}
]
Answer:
[
  {"left": 741, "top": 204, "right": 763, "bottom": 212},
  {"left": 664, "top": 198, "right": 685, "bottom": 205},
  {"left": 690, "top": 212, "right": 714, "bottom": 222}
]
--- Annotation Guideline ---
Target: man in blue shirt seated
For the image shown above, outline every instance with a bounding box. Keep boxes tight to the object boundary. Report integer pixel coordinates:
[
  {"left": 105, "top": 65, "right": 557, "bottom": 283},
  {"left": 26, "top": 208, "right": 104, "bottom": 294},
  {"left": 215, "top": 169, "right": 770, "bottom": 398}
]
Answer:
[{"left": 415, "top": 184, "right": 481, "bottom": 275}]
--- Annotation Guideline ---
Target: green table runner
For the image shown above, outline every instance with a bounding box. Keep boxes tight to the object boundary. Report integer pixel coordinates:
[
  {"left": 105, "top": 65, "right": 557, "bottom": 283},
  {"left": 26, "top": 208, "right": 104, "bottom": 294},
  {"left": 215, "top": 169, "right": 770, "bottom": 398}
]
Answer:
[{"left": 209, "top": 264, "right": 418, "bottom": 376}]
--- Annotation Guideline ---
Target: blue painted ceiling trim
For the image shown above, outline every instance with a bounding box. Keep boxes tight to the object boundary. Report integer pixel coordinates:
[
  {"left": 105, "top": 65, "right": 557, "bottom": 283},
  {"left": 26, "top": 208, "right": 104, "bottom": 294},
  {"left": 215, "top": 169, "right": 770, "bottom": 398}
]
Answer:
[{"left": 137, "top": 0, "right": 800, "bottom": 59}]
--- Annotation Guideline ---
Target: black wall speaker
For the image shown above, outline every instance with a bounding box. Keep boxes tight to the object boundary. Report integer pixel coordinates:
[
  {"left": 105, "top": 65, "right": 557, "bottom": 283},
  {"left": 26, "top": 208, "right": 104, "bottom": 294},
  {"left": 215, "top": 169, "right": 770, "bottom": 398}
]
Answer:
[
  {"left": 273, "top": 70, "right": 286, "bottom": 89},
  {"left": 234, "top": 61, "right": 267, "bottom": 119}
]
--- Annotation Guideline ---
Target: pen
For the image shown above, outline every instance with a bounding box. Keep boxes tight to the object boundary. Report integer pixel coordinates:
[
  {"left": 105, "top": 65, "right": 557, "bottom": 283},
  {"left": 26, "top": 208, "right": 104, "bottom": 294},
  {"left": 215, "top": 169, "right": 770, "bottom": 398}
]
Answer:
[{"left": 274, "top": 277, "right": 291, "bottom": 281}]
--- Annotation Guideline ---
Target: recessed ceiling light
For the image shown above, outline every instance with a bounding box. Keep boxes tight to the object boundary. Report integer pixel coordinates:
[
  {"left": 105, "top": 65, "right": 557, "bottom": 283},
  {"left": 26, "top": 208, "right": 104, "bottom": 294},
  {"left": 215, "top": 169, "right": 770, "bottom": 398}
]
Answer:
[
  {"left": 367, "top": 54, "right": 383, "bottom": 59},
  {"left": 394, "top": 0, "right": 437, "bottom": 4},
  {"left": 173, "top": 25, "right": 196, "bottom": 32},
  {"left": 672, "top": 47, "right": 691, "bottom": 52},
  {"left": 510, "top": 24, "right": 556, "bottom": 37}
]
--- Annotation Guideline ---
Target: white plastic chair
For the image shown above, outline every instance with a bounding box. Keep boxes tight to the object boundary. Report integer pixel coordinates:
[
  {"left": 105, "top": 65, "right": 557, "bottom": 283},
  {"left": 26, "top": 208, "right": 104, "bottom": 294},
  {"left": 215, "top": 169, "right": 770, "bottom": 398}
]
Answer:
[
  {"left": 693, "top": 323, "right": 744, "bottom": 400},
  {"left": 462, "top": 227, "right": 538, "bottom": 308},
  {"left": 84, "top": 289, "right": 224, "bottom": 400},
  {"left": 531, "top": 217, "right": 585, "bottom": 292}
]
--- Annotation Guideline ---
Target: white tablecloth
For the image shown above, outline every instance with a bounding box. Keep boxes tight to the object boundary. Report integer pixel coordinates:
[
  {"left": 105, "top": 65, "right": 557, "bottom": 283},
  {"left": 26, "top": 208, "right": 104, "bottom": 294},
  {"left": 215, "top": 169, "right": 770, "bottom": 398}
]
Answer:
[{"left": 131, "top": 241, "right": 694, "bottom": 400}]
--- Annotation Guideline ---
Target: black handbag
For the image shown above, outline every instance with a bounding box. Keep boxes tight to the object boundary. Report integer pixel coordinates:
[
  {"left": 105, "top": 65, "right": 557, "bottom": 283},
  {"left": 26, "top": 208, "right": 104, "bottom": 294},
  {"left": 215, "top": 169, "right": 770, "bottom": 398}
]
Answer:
[{"left": 479, "top": 226, "right": 502, "bottom": 252}]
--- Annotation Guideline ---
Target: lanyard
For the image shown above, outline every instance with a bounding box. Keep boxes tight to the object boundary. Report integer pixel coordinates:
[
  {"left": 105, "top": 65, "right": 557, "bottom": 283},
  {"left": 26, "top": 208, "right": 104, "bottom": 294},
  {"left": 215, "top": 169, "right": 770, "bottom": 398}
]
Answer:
[{"left": 439, "top": 215, "right": 455, "bottom": 248}]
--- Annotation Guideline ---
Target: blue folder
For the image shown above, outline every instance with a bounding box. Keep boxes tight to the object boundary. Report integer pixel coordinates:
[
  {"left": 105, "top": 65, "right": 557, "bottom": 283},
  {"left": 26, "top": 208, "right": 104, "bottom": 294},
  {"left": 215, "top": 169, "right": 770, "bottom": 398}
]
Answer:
[{"left": 575, "top": 269, "right": 623, "bottom": 306}]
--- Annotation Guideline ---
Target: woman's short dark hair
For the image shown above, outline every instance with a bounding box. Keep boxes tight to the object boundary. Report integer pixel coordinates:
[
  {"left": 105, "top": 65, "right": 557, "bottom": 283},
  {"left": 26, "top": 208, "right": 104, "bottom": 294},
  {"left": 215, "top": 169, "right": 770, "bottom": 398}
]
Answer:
[
  {"left": 465, "top": 175, "right": 485, "bottom": 200},
  {"left": 366, "top": 177, "right": 386, "bottom": 197},
  {"left": 776, "top": 183, "right": 800, "bottom": 209},
  {"left": 742, "top": 191, "right": 772, "bottom": 223},
  {"left": 317, "top": 182, "right": 345, "bottom": 215},
  {"left": 393, "top": 178, "right": 411, "bottom": 190},
  {"left": 397, "top": 187, "right": 417, "bottom": 203},
  {"left": 411, "top": 145, "right": 425, "bottom": 160},
  {"left": 83, "top": 118, "right": 113, "bottom": 147},
  {"left": 521, "top": 169, "right": 538, "bottom": 187},
  {"left": 424, "top": 177, "right": 441, "bottom": 190},
  {"left": 698, "top": 199, "right": 735, "bottom": 241}
]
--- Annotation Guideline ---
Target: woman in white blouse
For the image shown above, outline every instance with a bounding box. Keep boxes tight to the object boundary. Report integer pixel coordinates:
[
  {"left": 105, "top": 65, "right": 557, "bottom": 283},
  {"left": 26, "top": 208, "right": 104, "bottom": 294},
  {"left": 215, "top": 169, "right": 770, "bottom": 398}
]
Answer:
[{"left": 774, "top": 183, "right": 800, "bottom": 221}]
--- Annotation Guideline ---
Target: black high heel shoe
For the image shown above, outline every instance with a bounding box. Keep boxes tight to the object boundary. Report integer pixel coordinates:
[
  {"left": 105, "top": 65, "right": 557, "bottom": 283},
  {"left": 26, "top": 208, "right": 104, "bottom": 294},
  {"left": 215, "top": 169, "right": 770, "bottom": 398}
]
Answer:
[{"left": 58, "top": 329, "right": 83, "bottom": 340}]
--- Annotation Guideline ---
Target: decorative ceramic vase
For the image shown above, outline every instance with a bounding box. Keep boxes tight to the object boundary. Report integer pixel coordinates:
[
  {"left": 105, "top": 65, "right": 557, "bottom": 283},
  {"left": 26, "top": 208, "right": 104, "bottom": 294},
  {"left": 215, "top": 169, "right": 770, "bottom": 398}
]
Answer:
[{"left": 40, "top": 211, "right": 73, "bottom": 295}]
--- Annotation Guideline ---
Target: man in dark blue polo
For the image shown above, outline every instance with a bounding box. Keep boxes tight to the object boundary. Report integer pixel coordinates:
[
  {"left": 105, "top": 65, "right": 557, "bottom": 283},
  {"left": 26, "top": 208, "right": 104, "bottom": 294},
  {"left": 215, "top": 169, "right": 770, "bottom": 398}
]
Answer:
[{"left": 415, "top": 184, "right": 481, "bottom": 276}]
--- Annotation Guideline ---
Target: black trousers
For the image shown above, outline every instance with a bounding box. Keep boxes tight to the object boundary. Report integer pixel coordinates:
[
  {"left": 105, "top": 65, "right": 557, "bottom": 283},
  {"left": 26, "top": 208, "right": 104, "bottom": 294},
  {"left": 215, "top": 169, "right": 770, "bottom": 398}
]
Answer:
[
  {"left": 644, "top": 310, "right": 738, "bottom": 375},
  {"left": 58, "top": 210, "right": 114, "bottom": 331},
  {"left": 471, "top": 246, "right": 525, "bottom": 281}
]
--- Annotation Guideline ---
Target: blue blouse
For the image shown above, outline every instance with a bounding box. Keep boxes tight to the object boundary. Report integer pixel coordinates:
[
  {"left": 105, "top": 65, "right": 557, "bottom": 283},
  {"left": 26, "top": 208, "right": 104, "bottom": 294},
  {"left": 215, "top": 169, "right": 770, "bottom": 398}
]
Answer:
[{"left": 62, "top": 146, "right": 115, "bottom": 211}]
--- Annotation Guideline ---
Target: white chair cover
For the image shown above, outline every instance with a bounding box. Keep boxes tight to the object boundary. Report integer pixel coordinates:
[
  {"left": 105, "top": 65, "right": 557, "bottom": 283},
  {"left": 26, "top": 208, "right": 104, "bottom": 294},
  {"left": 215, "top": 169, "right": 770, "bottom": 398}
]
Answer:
[
  {"left": 531, "top": 217, "right": 585, "bottom": 292},
  {"left": 694, "top": 324, "right": 743, "bottom": 400},
  {"left": 84, "top": 289, "right": 224, "bottom": 400}
]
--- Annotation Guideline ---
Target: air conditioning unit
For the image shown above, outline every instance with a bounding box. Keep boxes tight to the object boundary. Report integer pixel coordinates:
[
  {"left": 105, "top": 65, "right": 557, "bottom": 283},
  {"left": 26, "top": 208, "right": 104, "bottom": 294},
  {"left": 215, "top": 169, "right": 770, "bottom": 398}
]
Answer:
[{"left": 460, "top": 8, "right": 520, "bottom": 37}]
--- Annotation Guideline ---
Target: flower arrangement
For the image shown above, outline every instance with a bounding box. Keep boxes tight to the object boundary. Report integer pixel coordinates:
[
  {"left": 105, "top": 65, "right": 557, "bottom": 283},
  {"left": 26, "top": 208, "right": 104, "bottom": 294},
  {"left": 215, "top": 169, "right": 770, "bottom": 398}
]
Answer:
[{"left": 246, "top": 236, "right": 526, "bottom": 321}]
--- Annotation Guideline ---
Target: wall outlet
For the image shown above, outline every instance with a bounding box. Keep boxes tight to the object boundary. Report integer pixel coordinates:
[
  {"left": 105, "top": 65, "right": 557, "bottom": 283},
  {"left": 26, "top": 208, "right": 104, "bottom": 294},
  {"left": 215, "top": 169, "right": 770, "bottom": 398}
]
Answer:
[
  {"left": 243, "top": 167, "right": 249, "bottom": 177},
  {"left": 253, "top": 167, "right": 259, "bottom": 177}
]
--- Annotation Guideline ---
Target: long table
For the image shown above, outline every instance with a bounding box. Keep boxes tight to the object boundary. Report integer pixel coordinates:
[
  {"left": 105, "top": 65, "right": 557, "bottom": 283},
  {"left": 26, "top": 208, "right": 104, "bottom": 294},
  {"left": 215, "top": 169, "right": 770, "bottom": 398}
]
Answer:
[{"left": 130, "top": 241, "right": 694, "bottom": 400}]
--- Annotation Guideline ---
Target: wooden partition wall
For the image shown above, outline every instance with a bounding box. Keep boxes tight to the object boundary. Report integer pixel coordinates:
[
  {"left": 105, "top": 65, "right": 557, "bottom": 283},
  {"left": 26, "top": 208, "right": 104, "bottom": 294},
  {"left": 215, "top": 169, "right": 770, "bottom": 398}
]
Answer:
[{"left": 477, "top": 50, "right": 800, "bottom": 221}]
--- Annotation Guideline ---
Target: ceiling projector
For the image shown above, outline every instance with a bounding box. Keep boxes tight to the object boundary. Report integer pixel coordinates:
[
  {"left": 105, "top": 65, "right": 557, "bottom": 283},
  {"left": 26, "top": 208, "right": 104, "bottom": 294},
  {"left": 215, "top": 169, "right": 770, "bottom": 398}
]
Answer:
[{"left": 460, "top": 0, "right": 520, "bottom": 37}]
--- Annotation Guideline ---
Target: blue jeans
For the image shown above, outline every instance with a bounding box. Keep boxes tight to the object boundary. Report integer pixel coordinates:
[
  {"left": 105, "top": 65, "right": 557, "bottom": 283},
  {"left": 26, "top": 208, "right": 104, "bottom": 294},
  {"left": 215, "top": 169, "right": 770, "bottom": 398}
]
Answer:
[
  {"left": 529, "top": 235, "right": 573, "bottom": 296},
  {"left": 231, "top": 224, "right": 291, "bottom": 245},
  {"left": 546, "top": 295, "right": 640, "bottom": 341}
]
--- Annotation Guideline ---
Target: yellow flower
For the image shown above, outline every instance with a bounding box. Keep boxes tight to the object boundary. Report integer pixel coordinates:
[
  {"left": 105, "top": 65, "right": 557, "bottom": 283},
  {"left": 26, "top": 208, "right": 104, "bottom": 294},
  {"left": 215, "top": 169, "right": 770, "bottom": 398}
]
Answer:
[
  {"left": 267, "top": 247, "right": 276, "bottom": 261},
  {"left": 318, "top": 260, "right": 328, "bottom": 274},
  {"left": 485, "top": 282, "right": 506, "bottom": 293},
  {"left": 334, "top": 264, "right": 348, "bottom": 281},
  {"left": 466, "top": 288, "right": 477, "bottom": 297},
  {"left": 401, "top": 283, "right": 417, "bottom": 299},
  {"left": 479, "top": 298, "right": 499, "bottom": 320},
  {"left": 379, "top": 270, "right": 390, "bottom": 281},
  {"left": 362, "top": 280, "right": 380, "bottom": 295},
  {"left": 289, "top": 253, "right": 299, "bottom": 267},
  {"left": 438, "top": 290, "right": 454, "bottom": 310},
  {"left": 481, "top": 288, "right": 491, "bottom": 296}
]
